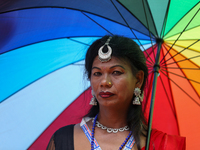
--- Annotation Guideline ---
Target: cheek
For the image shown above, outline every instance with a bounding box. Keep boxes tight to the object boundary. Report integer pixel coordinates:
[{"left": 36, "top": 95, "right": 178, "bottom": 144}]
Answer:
[
  {"left": 90, "top": 80, "right": 94, "bottom": 89},
  {"left": 90, "top": 78, "right": 98, "bottom": 91},
  {"left": 116, "top": 77, "right": 136, "bottom": 96}
]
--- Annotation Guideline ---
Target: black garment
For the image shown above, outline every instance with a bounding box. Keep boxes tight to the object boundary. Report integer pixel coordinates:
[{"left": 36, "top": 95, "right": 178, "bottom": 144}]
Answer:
[{"left": 46, "top": 124, "right": 75, "bottom": 150}]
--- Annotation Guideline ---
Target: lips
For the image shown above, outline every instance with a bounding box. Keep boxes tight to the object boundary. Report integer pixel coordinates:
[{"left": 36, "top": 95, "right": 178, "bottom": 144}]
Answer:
[{"left": 99, "top": 91, "right": 114, "bottom": 98}]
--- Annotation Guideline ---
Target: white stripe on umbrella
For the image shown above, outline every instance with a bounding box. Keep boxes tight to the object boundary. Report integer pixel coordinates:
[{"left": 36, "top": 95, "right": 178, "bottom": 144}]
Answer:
[{"left": 0, "top": 61, "right": 89, "bottom": 150}]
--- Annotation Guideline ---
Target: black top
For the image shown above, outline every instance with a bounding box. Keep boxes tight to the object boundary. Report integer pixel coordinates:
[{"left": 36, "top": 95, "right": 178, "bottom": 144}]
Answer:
[
  {"left": 46, "top": 124, "right": 186, "bottom": 150},
  {"left": 46, "top": 124, "right": 75, "bottom": 150}
]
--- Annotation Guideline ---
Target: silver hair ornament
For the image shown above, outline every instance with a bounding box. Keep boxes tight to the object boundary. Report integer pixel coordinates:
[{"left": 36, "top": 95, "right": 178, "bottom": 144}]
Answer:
[{"left": 98, "top": 37, "right": 112, "bottom": 62}]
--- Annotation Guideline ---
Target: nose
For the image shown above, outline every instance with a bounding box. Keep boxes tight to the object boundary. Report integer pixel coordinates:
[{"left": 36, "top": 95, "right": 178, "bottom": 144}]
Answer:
[{"left": 100, "top": 74, "right": 112, "bottom": 88}]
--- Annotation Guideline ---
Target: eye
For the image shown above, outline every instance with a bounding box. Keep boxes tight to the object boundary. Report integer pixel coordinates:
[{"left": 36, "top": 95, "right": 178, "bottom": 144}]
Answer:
[
  {"left": 112, "top": 71, "right": 123, "bottom": 75},
  {"left": 93, "top": 72, "right": 102, "bottom": 76}
]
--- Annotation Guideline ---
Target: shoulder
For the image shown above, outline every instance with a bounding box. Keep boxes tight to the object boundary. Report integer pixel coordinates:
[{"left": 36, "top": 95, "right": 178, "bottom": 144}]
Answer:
[
  {"left": 53, "top": 124, "right": 75, "bottom": 147},
  {"left": 54, "top": 124, "right": 75, "bottom": 138},
  {"left": 150, "top": 129, "right": 186, "bottom": 150},
  {"left": 47, "top": 125, "right": 75, "bottom": 150}
]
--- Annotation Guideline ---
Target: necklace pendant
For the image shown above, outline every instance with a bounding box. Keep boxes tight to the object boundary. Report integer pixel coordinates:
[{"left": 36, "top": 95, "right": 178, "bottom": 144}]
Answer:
[
  {"left": 113, "top": 129, "right": 118, "bottom": 133},
  {"left": 107, "top": 128, "right": 112, "bottom": 133}
]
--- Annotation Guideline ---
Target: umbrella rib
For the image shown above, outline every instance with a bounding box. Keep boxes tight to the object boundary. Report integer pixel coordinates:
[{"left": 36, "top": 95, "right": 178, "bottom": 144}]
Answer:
[
  {"left": 71, "top": 63, "right": 84, "bottom": 66},
  {"left": 162, "top": 55, "right": 200, "bottom": 66},
  {"left": 144, "top": 45, "right": 158, "bottom": 65},
  {"left": 0, "top": 58, "right": 85, "bottom": 103},
  {"left": 148, "top": 70, "right": 154, "bottom": 75},
  {"left": 160, "top": 68, "right": 200, "bottom": 84},
  {"left": 144, "top": 54, "right": 155, "bottom": 66},
  {"left": 160, "top": 70, "right": 200, "bottom": 106},
  {"left": 147, "top": 63, "right": 154, "bottom": 68},
  {"left": 160, "top": 39, "right": 200, "bottom": 66},
  {"left": 110, "top": 1, "right": 144, "bottom": 49},
  {"left": 161, "top": 2, "right": 200, "bottom": 38},
  {"left": 160, "top": 0, "right": 171, "bottom": 38},
  {"left": 67, "top": 37, "right": 90, "bottom": 46},
  {"left": 0, "top": 36, "right": 92, "bottom": 55},
  {"left": 158, "top": 75, "right": 178, "bottom": 119},
  {"left": 111, "top": 0, "right": 154, "bottom": 65},
  {"left": 141, "top": 0, "right": 157, "bottom": 62},
  {"left": 160, "top": 8, "right": 200, "bottom": 64},
  {"left": 147, "top": 66, "right": 154, "bottom": 70},
  {"left": 81, "top": 12, "right": 114, "bottom": 35},
  {"left": 161, "top": 67, "right": 200, "bottom": 70},
  {"left": 147, "top": 68, "right": 154, "bottom": 73}
]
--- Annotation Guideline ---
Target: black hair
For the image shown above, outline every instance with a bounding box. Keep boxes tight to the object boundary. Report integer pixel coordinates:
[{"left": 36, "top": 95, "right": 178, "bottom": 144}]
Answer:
[{"left": 85, "top": 35, "right": 148, "bottom": 150}]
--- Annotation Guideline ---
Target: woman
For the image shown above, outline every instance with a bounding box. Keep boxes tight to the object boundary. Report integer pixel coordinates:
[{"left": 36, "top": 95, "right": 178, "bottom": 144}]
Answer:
[{"left": 47, "top": 35, "right": 185, "bottom": 150}]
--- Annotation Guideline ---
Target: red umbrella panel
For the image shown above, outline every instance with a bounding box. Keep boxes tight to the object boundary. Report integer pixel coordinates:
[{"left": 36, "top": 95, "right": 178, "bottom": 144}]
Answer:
[{"left": 143, "top": 43, "right": 200, "bottom": 149}]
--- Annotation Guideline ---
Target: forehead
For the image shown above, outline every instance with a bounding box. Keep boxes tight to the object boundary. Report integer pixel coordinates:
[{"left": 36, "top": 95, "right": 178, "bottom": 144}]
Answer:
[{"left": 92, "top": 56, "right": 130, "bottom": 68}]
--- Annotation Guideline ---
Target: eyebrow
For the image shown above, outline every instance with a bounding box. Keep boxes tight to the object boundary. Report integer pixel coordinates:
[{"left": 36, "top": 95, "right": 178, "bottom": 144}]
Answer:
[
  {"left": 110, "top": 65, "right": 125, "bottom": 70},
  {"left": 92, "top": 65, "right": 125, "bottom": 70},
  {"left": 92, "top": 67, "right": 101, "bottom": 70}
]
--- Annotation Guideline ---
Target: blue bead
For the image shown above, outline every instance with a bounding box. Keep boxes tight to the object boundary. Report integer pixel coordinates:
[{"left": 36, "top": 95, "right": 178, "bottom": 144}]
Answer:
[
  {"left": 91, "top": 114, "right": 134, "bottom": 150},
  {"left": 91, "top": 114, "right": 99, "bottom": 150}
]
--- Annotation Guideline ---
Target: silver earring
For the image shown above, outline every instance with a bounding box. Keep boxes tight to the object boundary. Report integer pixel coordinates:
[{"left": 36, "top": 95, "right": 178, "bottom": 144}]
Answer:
[
  {"left": 132, "top": 87, "right": 144, "bottom": 105},
  {"left": 89, "top": 90, "right": 97, "bottom": 105}
]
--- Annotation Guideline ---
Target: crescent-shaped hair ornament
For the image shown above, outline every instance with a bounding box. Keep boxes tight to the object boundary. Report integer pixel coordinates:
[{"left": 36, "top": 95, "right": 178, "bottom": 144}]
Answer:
[{"left": 98, "top": 37, "right": 112, "bottom": 62}]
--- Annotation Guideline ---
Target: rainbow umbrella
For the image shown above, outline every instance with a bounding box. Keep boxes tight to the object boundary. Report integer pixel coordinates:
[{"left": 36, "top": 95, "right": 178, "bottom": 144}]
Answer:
[{"left": 0, "top": 0, "right": 199, "bottom": 150}]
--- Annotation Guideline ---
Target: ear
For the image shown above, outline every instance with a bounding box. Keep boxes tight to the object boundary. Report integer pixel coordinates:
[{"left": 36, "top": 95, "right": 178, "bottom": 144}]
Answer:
[{"left": 135, "top": 70, "right": 144, "bottom": 88}]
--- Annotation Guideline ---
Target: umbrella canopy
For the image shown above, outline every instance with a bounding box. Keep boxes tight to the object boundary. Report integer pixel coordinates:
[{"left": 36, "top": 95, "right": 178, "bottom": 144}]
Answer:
[{"left": 0, "top": 0, "right": 199, "bottom": 150}]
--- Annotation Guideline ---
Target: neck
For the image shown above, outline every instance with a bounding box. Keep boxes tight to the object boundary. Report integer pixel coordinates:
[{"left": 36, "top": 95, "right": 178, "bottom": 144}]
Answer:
[{"left": 97, "top": 106, "right": 128, "bottom": 128}]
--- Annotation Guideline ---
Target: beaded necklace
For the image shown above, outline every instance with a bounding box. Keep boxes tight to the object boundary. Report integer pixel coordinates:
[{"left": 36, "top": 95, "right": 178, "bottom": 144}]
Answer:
[{"left": 91, "top": 114, "right": 133, "bottom": 150}]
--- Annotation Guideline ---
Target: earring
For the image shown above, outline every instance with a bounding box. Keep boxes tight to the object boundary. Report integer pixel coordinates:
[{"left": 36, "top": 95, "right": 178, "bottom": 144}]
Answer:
[
  {"left": 132, "top": 87, "right": 144, "bottom": 105},
  {"left": 89, "top": 90, "right": 97, "bottom": 105}
]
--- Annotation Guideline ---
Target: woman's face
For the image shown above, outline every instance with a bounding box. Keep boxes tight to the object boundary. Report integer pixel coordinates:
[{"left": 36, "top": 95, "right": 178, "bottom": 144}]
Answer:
[{"left": 90, "top": 56, "right": 143, "bottom": 108}]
